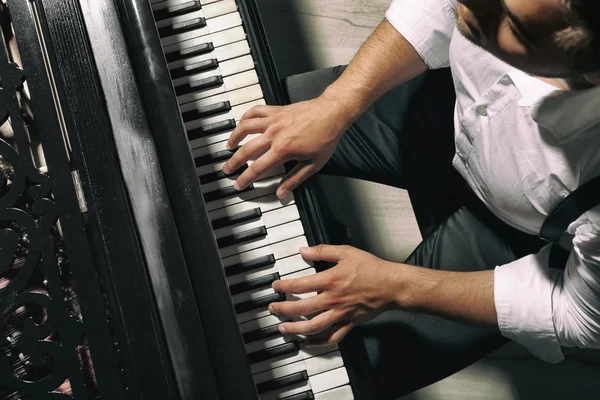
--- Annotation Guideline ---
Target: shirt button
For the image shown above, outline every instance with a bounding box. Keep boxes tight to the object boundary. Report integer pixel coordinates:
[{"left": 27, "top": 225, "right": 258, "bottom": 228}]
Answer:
[{"left": 476, "top": 105, "right": 488, "bottom": 117}]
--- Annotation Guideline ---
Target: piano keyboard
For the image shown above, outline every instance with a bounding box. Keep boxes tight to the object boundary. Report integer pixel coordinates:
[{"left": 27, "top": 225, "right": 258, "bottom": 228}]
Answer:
[{"left": 149, "top": 0, "right": 353, "bottom": 399}]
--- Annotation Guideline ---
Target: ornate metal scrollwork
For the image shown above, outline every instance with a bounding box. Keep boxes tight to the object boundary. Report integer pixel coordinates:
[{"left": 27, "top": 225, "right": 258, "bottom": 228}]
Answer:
[{"left": 0, "top": 2, "right": 103, "bottom": 398}]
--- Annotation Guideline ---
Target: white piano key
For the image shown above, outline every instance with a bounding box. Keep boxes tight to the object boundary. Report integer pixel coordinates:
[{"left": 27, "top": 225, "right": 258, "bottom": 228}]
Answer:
[
  {"left": 254, "top": 351, "right": 344, "bottom": 384},
  {"left": 232, "top": 264, "right": 315, "bottom": 305},
  {"left": 246, "top": 334, "right": 295, "bottom": 354},
  {"left": 315, "top": 386, "right": 354, "bottom": 400},
  {"left": 168, "top": 39, "right": 250, "bottom": 70},
  {"left": 163, "top": 26, "right": 248, "bottom": 61},
  {"left": 193, "top": 136, "right": 230, "bottom": 157},
  {"left": 190, "top": 129, "right": 233, "bottom": 148},
  {"left": 223, "top": 236, "right": 309, "bottom": 269},
  {"left": 202, "top": 164, "right": 285, "bottom": 193},
  {"left": 227, "top": 254, "right": 312, "bottom": 286},
  {"left": 205, "top": 174, "right": 285, "bottom": 211},
  {"left": 260, "top": 367, "right": 349, "bottom": 400},
  {"left": 161, "top": 11, "right": 242, "bottom": 47},
  {"left": 197, "top": 160, "right": 227, "bottom": 177},
  {"left": 209, "top": 194, "right": 295, "bottom": 222},
  {"left": 200, "top": 0, "right": 237, "bottom": 19},
  {"left": 181, "top": 84, "right": 263, "bottom": 117},
  {"left": 240, "top": 314, "right": 287, "bottom": 335},
  {"left": 174, "top": 53, "right": 255, "bottom": 88},
  {"left": 214, "top": 205, "right": 299, "bottom": 238},
  {"left": 236, "top": 268, "right": 317, "bottom": 323},
  {"left": 251, "top": 342, "right": 339, "bottom": 374},
  {"left": 309, "top": 367, "right": 350, "bottom": 394},
  {"left": 185, "top": 97, "right": 264, "bottom": 131},
  {"left": 178, "top": 69, "right": 259, "bottom": 106},
  {"left": 219, "top": 220, "right": 305, "bottom": 258},
  {"left": 156, "top": 9, "right": 205, "bottom": 29}
]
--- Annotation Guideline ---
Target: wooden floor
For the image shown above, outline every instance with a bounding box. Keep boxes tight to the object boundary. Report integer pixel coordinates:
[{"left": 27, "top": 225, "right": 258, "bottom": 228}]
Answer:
[{"left": 255, "top": 1, "right": 600, "bottom": 399}]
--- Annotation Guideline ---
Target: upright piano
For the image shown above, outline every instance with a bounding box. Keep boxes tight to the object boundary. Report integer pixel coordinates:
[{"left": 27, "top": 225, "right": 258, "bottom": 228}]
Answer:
[{"left": 0, "top": 0, "right": 373, "bottom": 399}]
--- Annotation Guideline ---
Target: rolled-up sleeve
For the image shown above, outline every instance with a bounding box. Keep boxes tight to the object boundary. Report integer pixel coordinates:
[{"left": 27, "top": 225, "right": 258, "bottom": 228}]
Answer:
[
  {"left": 385, "top": 0, "right": 458, "bottom": 69},
  {"left": 494, "top": 206, "right": 600, "bottom": 363}
]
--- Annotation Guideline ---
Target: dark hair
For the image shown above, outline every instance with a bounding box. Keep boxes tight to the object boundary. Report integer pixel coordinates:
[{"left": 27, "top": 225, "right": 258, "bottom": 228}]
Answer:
[{"left": 554, "top": 0, "right": 600, "bottom": 72}]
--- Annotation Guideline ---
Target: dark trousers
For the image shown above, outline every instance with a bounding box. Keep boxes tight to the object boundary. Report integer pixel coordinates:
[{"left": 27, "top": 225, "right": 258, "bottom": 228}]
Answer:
[{"left": 283, "top": 66, "right": 548, "bottom": 399}]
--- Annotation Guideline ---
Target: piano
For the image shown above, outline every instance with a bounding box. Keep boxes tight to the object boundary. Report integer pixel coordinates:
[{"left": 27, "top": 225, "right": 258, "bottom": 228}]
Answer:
[{"left": 0, "top": 0, "right": 374, "bottom": 399}]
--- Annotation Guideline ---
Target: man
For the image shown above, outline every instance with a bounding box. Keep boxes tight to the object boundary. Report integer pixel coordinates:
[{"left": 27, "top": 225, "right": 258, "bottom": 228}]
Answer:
[{"left": 223, "top": 0, "right": 600, "bottom": 397}]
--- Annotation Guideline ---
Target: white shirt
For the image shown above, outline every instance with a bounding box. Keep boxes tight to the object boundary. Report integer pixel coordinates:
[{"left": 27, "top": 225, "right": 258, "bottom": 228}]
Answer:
[{"left": 386, "top": 0, "right": 600, "bottom": 363}]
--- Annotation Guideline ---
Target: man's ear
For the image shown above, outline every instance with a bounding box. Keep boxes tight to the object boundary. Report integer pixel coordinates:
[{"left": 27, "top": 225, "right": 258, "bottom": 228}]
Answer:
[{"left": 584, "top": 72, "right": 600, "bottom": 85}]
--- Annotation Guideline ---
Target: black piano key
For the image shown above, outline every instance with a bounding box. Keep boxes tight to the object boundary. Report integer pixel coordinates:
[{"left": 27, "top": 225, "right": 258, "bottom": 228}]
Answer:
[
  {"left": 171, "top": 58, "right": 219, "bottom": 80},
  {"left": 235, "top": 292, "right": 285, "bottom": 314},
  {"left": 153, "top": 1, "right": 202, "bottom": 22},
  {"left": 225, "top": 254, "right": 276, "bottom": 277},
  {"left": 257, "top": 371, "right": 309, "bottom": 394},
  {"left": 212, "top": 207, "right": 262, "bottom": 230},
  {"left": 182, "top": 101, "right": 231, "bottom": 122},
  {"left": 176, "top": 75, "right": 223, "bottom": 97},
  {"left": 243, "top": 324, "right": 282, "bottom": 344},
  {"left": 281, "top": 391, "right": 315, "bottom": 400},
  {"left": 166, "top": 42, "right": 214, "bottom": 63},
  {"left": 229, "top": 273, "right": 280, "bottom": 296},
  {"left": 194, "top": 148, "right": 237, "bottom": 168},
  {"left": 204, "top": 185, "right": 253, "bottom": 203},
  {"left": 158, "top": 17, "right": 207, "bottom": 38},
  {"left": 188, "top": 119, "right": 236, "bottom": 142},
  {"left": 217, "top": 226, "right": 267, "bottom": 249},
  {"left": 200, "top": 164, "right": 248, "bottom": 185},
  {"left": 248, "top": 341, "right": 300, "bottom": 365}
]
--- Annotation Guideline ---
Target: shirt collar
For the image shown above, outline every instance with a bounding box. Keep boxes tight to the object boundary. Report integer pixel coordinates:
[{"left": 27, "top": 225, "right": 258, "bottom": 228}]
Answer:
[{"left": 506, "top": 69, "right": 600, "bottom": 144}]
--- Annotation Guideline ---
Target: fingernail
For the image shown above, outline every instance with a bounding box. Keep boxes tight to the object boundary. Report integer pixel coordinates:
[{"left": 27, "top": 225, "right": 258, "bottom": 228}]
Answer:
[
  {"left": 279, "top": 325, "right": 286, "bottom": 334},
  {"left": 300, "top": 246, "right": 310, "bottom": 252},
  {"left": 222, "top": 165, "right": 230, "bottom": 174},
  {"left": 233, "top": 181, "right": 241, "bottom": 191},
  {"left": 268, "top": 304, "right": 276, "bottom": 313},
  {"left": 277, "top": 189, "right": 289, "bottom": 199}
]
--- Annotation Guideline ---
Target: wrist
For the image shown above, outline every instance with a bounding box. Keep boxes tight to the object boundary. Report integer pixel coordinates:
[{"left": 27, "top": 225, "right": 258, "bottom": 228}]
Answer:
[
  {"left": 320, "top": 83, "right": 371, "bottom": 129},
  {"left": 391, "top": 264, "right": 441, "bottom": 311}
]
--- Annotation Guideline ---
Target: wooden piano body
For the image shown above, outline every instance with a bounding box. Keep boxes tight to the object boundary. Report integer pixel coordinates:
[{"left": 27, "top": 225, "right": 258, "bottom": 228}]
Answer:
[{"left": 0, "top": 0, "right": 372, "bottom": 399}]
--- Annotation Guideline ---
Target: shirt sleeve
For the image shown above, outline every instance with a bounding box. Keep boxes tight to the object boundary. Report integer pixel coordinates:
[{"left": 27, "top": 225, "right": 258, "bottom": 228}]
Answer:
[
  {"left": 385, "top": 0, "right": 458, "bottom": 69},
  {"left": 494, "top": 206, "right": 600, "bottom": 363}
]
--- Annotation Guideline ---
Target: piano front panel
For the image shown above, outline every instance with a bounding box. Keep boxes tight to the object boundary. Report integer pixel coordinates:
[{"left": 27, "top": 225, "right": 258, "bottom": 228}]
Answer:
[
  {"left": 147, "top": 1, "right": 354, "bottom": 399},
  {"left": 0, "top": 1, "right": 127, "bottom": 398}
]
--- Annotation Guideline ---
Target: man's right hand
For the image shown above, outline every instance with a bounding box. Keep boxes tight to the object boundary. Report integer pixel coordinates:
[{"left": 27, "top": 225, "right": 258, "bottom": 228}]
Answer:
[
  {"left": 222, "top": 18, "right": 427, "bottom": 200},
  {"left": 222, "top": 93, "right": 352, "bottom": 199}
]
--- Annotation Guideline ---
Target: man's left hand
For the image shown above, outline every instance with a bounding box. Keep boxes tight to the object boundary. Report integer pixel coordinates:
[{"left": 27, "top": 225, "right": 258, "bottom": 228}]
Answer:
[{"left": 270, "top": 244, "right": 408, "bottom": 347}]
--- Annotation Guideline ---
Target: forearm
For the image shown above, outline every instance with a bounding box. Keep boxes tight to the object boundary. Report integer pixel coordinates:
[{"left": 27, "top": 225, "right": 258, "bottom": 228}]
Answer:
[
  {"left": 390, "top": 264, "right": 498, "bottom": 327},
  {"left": 321, "top": 18, "right": 428, "bottom": 124}
]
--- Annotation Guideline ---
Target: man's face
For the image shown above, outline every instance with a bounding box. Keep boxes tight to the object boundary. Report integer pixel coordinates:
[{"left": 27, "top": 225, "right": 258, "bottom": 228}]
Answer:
[{"left": 456, "top": 0, "right": 575, "bottom": 77}]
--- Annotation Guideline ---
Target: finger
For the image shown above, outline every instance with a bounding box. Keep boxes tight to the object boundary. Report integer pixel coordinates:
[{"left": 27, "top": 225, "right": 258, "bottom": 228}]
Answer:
[
  {"left": 305, "top": 322, "right": 353, "bottom": 348},
  {"left": 233, "top": 150, "right": 284, "bottom": 190},
  {"left": 276, "top": 161, "right": 317, "bottom": 200},
  {"left": 272, "top": 271, "right": 332, "bottom": 294},
  {"left": 223, "top": 135, "right": 270, "bottom": 178},
  {"left": 269, "top": 295, "right": 328, "bottom": 317},
  {"left": 227, "top": 117, "right": 271, "bottom": 151},
  {"left": 239, "top": 105, "right": 281, "bottom": 122},
  {"left": 299, "top": 244, "right": 348, "bottom": 263},
  {"left": 278, "top": 309, "right": 337, "bottom": 335}
]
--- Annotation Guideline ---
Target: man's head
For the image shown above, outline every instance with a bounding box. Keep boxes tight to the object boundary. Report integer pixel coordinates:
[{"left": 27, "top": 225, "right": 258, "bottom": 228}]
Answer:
[{"left": 456, "top": 0, "right": 600, "bottom": 80}]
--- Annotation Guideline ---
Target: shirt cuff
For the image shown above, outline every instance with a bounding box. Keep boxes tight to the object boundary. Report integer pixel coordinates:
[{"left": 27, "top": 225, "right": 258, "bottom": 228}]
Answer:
[
  {"left": 384, "top": 0, "right": 455, "bottom": 69},
  {"left": 494, "top": 244, "right": 565, "bottom": 363}
]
